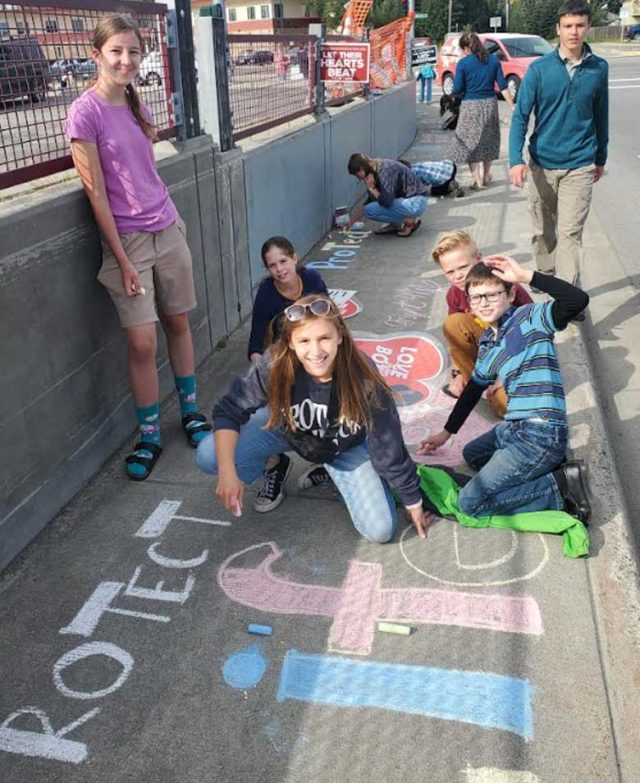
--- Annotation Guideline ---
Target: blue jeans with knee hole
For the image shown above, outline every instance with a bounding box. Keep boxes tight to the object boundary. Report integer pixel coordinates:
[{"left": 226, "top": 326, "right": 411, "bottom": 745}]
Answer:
[
  {"left": 458, "top": 420, "right": 566, "bottom": 517},
  {"left": 196, "top": 407, "right": 397, "bottom": 543}
]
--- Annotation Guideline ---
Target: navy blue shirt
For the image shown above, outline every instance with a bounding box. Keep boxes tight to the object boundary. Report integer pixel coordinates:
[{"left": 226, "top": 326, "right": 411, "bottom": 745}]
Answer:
[
  {"left": 247, "top": 268, "right": 328, "bottom": 359},
  {"left": 453, "top": 53, "right": 507, "bottom": 100}
]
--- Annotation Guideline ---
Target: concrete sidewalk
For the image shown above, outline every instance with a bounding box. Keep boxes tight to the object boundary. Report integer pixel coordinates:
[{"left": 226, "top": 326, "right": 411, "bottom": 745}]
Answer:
[{"left": 1, "top": 103, "right": 640, "bottom": 783}]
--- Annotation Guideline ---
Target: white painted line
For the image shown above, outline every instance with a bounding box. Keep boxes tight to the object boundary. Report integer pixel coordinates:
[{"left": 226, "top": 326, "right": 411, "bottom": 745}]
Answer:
[
  {"left": 609, "top": 85, "right": 640, "bottom": 89},
  {"left": 608, "top": 76, "right": 640, "bottom": 82}
]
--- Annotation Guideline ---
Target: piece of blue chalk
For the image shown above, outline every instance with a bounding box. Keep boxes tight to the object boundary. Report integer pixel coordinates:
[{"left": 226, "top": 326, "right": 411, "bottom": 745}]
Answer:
[{"left": 248, "top": 623, "right": 273, "bottom": 636}]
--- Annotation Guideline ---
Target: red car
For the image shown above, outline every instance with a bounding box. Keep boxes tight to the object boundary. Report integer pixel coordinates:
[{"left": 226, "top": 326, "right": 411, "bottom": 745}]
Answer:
[{"left": 435, "top": 32, "right": 553, "bottom": 101}]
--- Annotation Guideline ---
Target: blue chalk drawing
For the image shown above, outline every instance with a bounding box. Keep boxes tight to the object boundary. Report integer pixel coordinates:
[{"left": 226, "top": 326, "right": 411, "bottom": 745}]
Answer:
[
  {"left": 222, "top": 646, "right": 267, "bottom": 690},
  {"left": 277, "top": 650, "right": 533, "bottom": 740}
]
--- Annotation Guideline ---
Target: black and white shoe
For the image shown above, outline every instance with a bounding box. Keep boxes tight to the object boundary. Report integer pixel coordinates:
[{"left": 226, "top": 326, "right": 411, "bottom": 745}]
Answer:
[
  {"left": 298, "top": 465, "right": 334, "bottom": 491},
  {"left": 254, "top": 454, "right": 292, "bottom": 513},
  {"left": 553, "top": 460, "right": 592, "bottom": 525}
]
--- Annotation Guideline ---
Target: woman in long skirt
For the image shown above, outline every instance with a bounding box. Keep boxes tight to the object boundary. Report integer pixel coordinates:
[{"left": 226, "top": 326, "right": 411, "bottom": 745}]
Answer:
[{"left": 449, "top": 33, "right": 514, "bottom": 190}]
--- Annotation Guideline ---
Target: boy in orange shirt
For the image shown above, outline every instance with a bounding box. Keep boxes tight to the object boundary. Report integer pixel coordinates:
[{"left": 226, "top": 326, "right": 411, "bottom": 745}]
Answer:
[{"left": 432, "top": 230, "right": 532, "bottom": 417}]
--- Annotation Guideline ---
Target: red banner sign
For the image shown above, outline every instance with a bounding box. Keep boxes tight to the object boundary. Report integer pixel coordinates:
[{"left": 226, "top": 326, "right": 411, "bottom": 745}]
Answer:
[{"left": 320, "top": 42, "right": 370, "bottom": 83}]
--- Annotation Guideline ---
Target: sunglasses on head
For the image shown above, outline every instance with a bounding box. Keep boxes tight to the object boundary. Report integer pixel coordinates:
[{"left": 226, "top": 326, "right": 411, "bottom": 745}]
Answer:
[{"left": 284, "top": 298, "right": 333, "bottom": 322}]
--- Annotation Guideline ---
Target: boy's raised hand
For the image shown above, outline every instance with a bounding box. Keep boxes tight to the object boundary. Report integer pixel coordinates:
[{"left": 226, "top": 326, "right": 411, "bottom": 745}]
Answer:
[{"left": 484, "top": 254, "right": 533, "bottom": 286}]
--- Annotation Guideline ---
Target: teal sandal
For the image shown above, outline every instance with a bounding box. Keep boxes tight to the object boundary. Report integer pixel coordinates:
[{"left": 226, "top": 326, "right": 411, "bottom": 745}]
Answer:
[
  {"left": 182, "top": 412, "right": 212, "bottom": 448},
  {"left": 125, "top": 442, "right": 163, "bottom": 481}
]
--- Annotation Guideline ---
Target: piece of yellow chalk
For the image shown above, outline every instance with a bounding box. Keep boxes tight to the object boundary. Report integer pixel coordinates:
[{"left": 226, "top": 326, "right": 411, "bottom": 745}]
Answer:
[
  {"left": 378, "top": 622, "right": 412, "bottom": 636},
  {"left": 139, "top": 286, "right": 146, "bottom": 296}
]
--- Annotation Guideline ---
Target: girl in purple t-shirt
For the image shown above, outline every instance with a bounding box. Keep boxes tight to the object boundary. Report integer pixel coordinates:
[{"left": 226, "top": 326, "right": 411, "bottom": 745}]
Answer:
[{"left": 66, "top": 14, "right": 210, "bottom": 480}]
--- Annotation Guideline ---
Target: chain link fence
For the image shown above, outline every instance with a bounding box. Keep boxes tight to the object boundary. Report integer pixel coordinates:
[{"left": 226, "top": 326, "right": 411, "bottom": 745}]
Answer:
[{"left": 0, "top": 0, "right": 176, "bottom": 189}]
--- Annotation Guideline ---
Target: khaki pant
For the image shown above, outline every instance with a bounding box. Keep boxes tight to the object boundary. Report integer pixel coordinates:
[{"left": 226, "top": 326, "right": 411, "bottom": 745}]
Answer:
[
  {"left": 442, "top": 312, "right": 507, "bottom": 418},
  {"left": 527, "top": 160, "right": 595, "bottom": 285}
]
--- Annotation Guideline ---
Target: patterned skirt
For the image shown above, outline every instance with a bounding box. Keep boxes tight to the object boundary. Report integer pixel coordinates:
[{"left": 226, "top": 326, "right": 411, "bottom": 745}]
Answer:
[{"left": 448, "top": 97, "right": 500, "bottom": 164}]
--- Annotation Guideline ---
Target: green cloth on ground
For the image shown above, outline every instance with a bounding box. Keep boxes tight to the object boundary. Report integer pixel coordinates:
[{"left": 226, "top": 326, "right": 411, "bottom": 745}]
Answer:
[{"left": 417, "top": 465, "right": 590, "bottom": 559}]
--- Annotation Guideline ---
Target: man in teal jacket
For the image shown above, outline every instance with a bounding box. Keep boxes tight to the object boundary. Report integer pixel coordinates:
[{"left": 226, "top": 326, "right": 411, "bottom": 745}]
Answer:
[{"left": 509, "top": 0, "right": 608, "bottom": 288}]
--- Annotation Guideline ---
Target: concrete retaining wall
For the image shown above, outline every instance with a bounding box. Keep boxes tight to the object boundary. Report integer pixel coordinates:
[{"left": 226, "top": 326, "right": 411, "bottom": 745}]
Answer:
[{"left": 0, "top": 81, "right": 416, "bottom": 571}]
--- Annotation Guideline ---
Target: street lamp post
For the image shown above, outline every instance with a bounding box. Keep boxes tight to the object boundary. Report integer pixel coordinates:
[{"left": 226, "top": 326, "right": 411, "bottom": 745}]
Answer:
[{"left": 448, "top": 0, "right": 453, "bottom": 33}]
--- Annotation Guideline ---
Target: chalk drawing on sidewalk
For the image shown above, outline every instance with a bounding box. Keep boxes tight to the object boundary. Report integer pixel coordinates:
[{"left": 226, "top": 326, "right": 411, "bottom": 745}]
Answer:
[
  {"left": 328, "top": 288, "right": 362, "bottom": 319},
  {"left": 353, "top": 331, "right": 447, "bottom": 407},
  {"left": 135, "top": 499, "right": 231, "bottom": 538},
  {"left": 222, "top": 646, "right": 267, "bottom": 690},
  {"left": 399, "top": 388, "right": 494, "bottom": 467},
  {"left": 0, "top": 706, "right": 101, "bottom": 764},
  {"left": 399, "top": 524, "right": 550, "bottom": 588},
  {"left": 463, "top": 768, "right": 539, "bottom": 783},
  {"left": 277, "top": 650, "right": 534, "bottom": 740},
  {"left": 217, "top": 543, "right": 543, "bottom": 657},
  {"left": 384, "top": 278, "right": 448, "bottom": 329},
  {"left": 306, "top": 229, "right": 371, "bottom": 272}
]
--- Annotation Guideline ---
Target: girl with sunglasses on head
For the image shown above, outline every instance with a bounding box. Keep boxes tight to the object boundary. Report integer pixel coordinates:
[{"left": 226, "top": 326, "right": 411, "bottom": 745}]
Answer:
[{"left": 196, "top": 295, "right": 433, "bottom": 541}]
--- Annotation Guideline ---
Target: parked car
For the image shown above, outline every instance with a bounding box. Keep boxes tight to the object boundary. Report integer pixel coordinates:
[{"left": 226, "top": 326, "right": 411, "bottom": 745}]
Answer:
[
  {"left": 138, "top": 50, "right": 164, "bottom": 86},
  {"left": 435, "top": 32, "right": 553, "bottom": 101},
  {"left": 49, "top": 58, "right": 96, "bottom": 81},
  {"left": 235, "top": 49, "right": 274, "bottom": 66},
  {"left": 625, "top": 23, "right": 640, "bottom": 40},
  {"left": 0, "top": 37, "right": 49, "bottom": 104}
]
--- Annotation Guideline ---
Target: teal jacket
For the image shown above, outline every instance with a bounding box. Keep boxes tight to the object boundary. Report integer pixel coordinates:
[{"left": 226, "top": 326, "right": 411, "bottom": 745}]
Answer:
[{"left": 509, "top": 44, "right": 608, "bottom": 170}]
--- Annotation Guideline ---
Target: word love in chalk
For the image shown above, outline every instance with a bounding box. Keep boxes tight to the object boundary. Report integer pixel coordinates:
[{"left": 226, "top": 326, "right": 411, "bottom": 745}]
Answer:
[
  {"left": 0, "top": 500, "right": 231, "bottom": 766},
  {"left": 217, "top": 543, "right": 543, "bottom": 657},
  {"left": 354, "top": 331, "right": 447, "bottom": 407}
]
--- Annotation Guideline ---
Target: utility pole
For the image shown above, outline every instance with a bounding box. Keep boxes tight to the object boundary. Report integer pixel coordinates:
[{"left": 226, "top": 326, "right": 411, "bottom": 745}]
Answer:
[
  {"left": 409, "top": 0, "right": 415, "bottom": 38},
  {"left": 448, "top": 0, "right": 453, "bottom": 33}
]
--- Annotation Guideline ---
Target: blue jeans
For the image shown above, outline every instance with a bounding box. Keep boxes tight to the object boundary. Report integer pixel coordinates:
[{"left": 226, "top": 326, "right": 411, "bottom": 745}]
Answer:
[
  {"left": 196, "top": 407, "right": 397, "bottom": 543},
  {"left": 459, "top": 420, "right": 567, "bottom": 517},
  {"left": 364, "top": 196, "right": 427, "bottom": 226},
  {"left": 419, "top": 78, "right": 433, "bottom": 103}
]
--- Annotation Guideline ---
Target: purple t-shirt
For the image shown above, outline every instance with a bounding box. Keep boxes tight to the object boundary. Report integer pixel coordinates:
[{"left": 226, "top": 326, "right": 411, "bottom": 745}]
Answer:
[{"left": 65, "top": 90, "right": 178, "bottom": 233}]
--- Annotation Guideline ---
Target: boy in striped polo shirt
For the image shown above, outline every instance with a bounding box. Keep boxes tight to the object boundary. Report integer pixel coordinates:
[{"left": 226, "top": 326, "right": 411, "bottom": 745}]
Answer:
[{"left": 418, "top": 255, "right": 592, "bottom": 523}]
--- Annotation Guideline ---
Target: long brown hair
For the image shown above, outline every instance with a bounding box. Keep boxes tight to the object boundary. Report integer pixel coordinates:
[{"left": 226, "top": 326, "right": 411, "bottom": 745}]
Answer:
[
  {"left": 459, "top": 32, "right": 488, "bottom": 63},
  {"left": 265, "top": 295, "right": 395, "bottom": 431},
  {"left": 89, "top": 14, "right": 157, "bottom": 140}
]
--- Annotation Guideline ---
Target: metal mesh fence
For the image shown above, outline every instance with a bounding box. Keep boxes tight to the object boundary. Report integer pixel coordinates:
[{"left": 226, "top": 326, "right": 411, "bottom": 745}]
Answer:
[
  {"left": 227, "top": 34, "right": 317, "bottom": 141},
  {"left": 1, "top": 0, "right": 176, "bottom": 189}
]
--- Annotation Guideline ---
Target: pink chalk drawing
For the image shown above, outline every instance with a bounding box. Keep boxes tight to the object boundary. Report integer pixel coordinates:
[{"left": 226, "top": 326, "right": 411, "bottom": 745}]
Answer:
[
  {"left": 399, "top": 389, "right": 495, "bottom": 468},
  {"left": 217, "top": 543, "right": 543, "bottom": 656}
]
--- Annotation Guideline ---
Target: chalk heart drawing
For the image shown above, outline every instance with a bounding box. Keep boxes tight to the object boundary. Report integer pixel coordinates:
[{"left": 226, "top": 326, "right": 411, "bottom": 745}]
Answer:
[
  {"left": 328, "top": 288, "right": 362, "bottom": 320},
  {"left": 217, "top": 542, "right": 543, "bottom": 658},
  {"left": 353, "top": 331, "right": 447, "bottom": 407}
]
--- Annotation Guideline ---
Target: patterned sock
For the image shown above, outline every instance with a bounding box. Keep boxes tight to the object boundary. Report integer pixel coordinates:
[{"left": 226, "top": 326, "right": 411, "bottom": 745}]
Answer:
[
  {"left": 127, "top": 403, "right": 161, "bottom": 479},
  {"left": 175, "top": 374, "right": 198, "bottom": 417}
]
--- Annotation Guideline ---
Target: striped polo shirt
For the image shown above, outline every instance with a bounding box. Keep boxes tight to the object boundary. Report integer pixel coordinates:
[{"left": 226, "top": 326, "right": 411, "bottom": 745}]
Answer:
[{"left": 471, "top": 301, "right": 567, "bottom": 424}]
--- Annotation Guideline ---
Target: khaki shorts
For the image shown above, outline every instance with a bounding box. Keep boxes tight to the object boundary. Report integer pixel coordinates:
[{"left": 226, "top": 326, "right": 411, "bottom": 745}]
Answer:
[{"left": 98, "top": 217, "right": 197, "bottom": 328}]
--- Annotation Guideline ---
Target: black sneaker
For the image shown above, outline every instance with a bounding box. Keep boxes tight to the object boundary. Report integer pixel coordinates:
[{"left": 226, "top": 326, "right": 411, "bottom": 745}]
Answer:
[
  {"left": 298, "top": 465, "right": 334, "bottom": 491},
  {"left": 254, "top": 454, "right": 292, "bottom": 513},
  {"left": 553, "top": 460, "right": 592, "bottom": 525}
]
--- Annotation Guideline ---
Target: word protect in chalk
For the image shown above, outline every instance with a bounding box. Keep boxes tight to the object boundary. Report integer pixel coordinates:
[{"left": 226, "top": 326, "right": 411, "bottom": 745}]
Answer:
[
  {"left": 248, "top": 624, "right": 273, "bottom": 636},
  {"left": 378, "top": 622, "right": 412, "bottom": 636}
]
